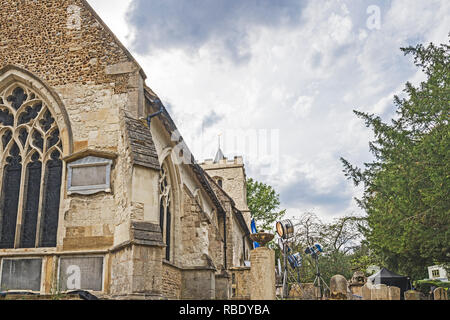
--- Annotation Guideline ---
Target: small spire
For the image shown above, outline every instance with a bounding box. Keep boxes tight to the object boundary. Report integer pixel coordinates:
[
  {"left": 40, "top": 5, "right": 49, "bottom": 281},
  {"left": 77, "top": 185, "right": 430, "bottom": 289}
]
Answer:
[
  {"left": 214, "top": 133, "right": 225, "bottom": 163},
  {"left": 214, "top": 148, "right": 225, "bottom": 163}
]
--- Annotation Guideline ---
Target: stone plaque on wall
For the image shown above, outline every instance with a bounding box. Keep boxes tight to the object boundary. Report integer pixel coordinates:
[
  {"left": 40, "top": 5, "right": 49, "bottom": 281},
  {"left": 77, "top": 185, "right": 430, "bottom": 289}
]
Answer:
[
  {"left": 67, "top": 156, "right": 112, "bottom": 195},
  {"left": 71, "top": 165, "right": 107, "bottom": 187},
  {"left": 0, "top": 258, "right": 42, "bottom": 291},
  {"left": 59, "top": 256, "right": 104, "bottom": 292}
]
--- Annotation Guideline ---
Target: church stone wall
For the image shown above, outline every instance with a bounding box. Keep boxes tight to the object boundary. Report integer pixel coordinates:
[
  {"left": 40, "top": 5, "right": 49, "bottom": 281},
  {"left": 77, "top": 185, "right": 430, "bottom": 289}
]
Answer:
[
  {"left": 162, "top": 262, "right": 182, "bottom": 300},
  {"left": 0, "top": 0, "right": 144, "bottom": 256},
  {"left": 0, "top": 0, "right": 139, "bottom": 94},
  {"left": 0, "top": 0, "right": 255, "bottom": 300},
  {"left": 109, "top": 244, "right": 164, "bottom": 298},
  {"left": 179, "top": 187, "right": 223, "bottom": 270}
]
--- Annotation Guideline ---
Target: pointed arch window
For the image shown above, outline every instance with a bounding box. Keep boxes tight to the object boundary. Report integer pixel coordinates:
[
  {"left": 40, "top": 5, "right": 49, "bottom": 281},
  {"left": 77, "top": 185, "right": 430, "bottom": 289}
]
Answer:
[
  {"left": 0, "top": 84, "right": 63, "bottom": 249},
  {"left": 159, "top": 163, "right": 172, "bottom": 261}
]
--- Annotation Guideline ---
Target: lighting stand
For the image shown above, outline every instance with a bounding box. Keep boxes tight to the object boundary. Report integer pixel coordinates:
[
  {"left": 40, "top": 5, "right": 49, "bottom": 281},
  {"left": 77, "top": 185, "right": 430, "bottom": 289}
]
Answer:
[
  {"left": 312, "top": 253, "right": 330, "bottom": 299},
  {"left": 280, "top": 240, "right": 304, "bottom": 300}
]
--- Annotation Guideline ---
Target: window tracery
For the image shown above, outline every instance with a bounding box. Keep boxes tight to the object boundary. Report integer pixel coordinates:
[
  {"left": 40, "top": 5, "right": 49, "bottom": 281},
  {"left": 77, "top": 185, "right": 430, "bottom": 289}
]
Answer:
[
  {"left": 159, "top": 163, "right": 172, "bottom": 261},
  {"left": 0, "top": 84, "right": 63, "bottom": 249}
]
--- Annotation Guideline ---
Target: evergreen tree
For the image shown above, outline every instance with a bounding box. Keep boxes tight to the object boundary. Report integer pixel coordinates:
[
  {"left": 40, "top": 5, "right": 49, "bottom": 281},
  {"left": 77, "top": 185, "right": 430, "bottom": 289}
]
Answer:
[{"left": 341, "top": 40, "right": 450, "bottom": 280}]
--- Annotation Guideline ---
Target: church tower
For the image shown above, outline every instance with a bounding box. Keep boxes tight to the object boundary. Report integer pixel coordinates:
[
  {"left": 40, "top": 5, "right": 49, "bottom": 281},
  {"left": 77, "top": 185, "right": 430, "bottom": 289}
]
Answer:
[{"left": 200, "top": 148, "right": 252, "bottom": 229}]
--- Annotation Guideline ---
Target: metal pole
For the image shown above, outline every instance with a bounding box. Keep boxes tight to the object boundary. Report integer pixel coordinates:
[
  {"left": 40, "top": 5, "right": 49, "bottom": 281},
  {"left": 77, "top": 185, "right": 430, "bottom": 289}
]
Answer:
[
  {"left": 283, "top": 241, "right": 288, "bottom": 299},
  {"left": 315, "top": 254, "right": 323, "bottom": 299}
]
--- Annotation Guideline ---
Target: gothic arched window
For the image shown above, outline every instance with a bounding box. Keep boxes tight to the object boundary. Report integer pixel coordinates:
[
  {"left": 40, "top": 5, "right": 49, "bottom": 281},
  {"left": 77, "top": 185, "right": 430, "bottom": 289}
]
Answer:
[
  {"left": 214, "top": 176, "right": 223, "bottom": 188},
  {"left": 0, "top": 85, "right": 63, "bottom": 249},
  {"left": 159, "top": 163, "right": 172, "bottom": 261}
]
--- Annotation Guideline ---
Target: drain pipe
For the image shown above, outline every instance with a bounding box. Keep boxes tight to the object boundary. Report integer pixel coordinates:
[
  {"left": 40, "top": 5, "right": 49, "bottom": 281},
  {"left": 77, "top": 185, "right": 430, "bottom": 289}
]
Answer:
[
  {"left": 223, "top": 213, "right": 227, "bottom": 269},
  {"left": 146, "top": 98, "right": 164, "bottom": 129}
]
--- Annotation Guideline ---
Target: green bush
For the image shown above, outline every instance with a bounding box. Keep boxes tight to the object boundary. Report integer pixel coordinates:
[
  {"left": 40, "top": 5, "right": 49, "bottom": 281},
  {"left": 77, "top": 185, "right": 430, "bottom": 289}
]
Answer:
[{"left": 415, "top": 280, "right": 450, "bottom": 296}]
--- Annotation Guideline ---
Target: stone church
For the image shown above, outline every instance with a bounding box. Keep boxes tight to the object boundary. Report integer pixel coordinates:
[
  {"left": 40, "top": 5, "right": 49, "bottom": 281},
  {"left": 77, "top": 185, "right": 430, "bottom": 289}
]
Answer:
[{"left": 0, "top": 0, "right": 254, "bottom": 299}]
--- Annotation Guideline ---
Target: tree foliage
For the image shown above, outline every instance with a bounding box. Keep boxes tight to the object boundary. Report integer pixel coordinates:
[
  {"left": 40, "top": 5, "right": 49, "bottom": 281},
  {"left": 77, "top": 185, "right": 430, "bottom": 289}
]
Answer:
[
  {"left": 341, "top": 40, "right": 450, "bottom": 280},
  {"left": 281, "top": 212, "right": 365, "bottom": 284},
  {"left": 246, "top": 178, "right": 286, "bottom": 232}
]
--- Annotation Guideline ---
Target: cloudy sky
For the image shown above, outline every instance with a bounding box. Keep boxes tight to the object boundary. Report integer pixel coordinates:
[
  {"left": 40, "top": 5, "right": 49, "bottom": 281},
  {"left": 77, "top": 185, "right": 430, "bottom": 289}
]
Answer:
[{"left": 88, "top": 0, "right": 449, "bottom": 221}]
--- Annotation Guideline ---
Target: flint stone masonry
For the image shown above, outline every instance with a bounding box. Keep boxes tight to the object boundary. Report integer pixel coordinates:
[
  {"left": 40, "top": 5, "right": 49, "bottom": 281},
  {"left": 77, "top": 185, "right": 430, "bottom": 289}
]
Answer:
[{"left": 0, "top": 0, "right": 144, "bottom": 90}]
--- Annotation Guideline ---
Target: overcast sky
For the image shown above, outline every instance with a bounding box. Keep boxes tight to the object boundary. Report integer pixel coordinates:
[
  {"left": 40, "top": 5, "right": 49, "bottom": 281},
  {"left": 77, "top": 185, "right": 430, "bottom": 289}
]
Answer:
[{"left": 88, "top": 0, "right": 449, "bottom": 222}]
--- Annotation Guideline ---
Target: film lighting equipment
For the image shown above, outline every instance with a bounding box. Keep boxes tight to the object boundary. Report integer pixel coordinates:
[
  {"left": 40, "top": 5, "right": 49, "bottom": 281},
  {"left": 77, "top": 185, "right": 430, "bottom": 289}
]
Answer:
[
  {"left": 287, "top": 252, "right": 302, "bottom": 269},
  {"left": 305, "top": 244, "right": 323, "bottom": 257},
  {"left": 276, "top": 220, "right": 294, "bottom": 240},
  {"left": 305, "top": 242, "right": 329, "bottom": 299},
  {"left": 276, "top": 219, "right": 306, "bottom": 299}
]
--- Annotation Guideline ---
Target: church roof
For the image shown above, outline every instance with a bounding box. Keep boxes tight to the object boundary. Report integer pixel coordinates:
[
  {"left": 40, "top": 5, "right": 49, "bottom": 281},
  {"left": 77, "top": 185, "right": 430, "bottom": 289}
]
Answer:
[
  {"left": 143, "top": 88, "right": 227, "bottom": 216},
  {"left": 123, "top": 112, "right": 160, "bottom": 171}
]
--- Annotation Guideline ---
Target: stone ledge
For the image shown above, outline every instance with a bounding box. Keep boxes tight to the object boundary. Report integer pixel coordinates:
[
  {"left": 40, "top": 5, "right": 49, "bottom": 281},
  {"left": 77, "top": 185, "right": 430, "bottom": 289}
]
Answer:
[
  {"left": 105, "top": 62, "right": 139, "bottom": 75},
  {"left": 63, "top": 148, "right": 118, "bottom": 163},
  {"left": 110, "top": 239, "right": 165, "bottom": 253}
]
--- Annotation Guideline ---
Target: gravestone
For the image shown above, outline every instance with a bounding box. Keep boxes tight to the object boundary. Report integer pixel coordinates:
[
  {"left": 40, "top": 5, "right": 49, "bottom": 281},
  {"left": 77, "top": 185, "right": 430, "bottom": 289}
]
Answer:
[
  {"left": 348, "top": 271, "right": 366, "bottom": 297},
  {"left": 388, "top": 286, "right": 401, "bottom": 300},
  {"left": 330, "top": 275, "right": 348, "bottom": 300},
  {"left": 404, "top": 290, "right": 421, "bottom": 300},
  {"left": 433, "top": 287, "right": 448, "bottom": 300},
  {"left": 371, "top": 284, "right": 389, "bottom": 300},
  {"left": 289, "top": 283, "right": 320, "bottom": 300},
  {"left": 362, "top": 284, "right": 372, "bottom": 300}
]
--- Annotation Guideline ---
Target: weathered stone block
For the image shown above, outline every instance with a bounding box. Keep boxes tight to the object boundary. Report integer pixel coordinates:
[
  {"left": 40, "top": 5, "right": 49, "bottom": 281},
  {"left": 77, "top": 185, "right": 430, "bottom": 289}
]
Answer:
[
  {"left": 404, "top": 290, "right": 421, "bottom": 300},
  {"left": 105, "top": 62, "right": 138, "bottom": 75},
  {"left": 388, "top": 286, "right": 401, "bottom": 300},
  {"left": 181, "top": 269, "right": 216, "bottom": 300},
  {"left": 330, "top": 275, "right": 349, "bottom": 300},
  {"left": 434, "top": 287, "right": 448, "bottom": 300},
  {"left": 362, "top": 284, "right": 372, "bottom": 300},
  {"left": 249, "top": 247, "right": 276, "bottom": 300},
  {"left": 372, "top": 284, "right": 389, "bottom": 300}
]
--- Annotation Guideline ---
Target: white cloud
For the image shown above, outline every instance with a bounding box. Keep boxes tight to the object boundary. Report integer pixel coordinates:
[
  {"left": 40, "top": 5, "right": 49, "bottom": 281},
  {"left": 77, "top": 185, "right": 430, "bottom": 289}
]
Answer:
[
  {"left": 88, "top": 0, "right": 450, "bottom": 221},
  {"left": 292, "top": 96, "right": 314, "bottom": 119}
]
